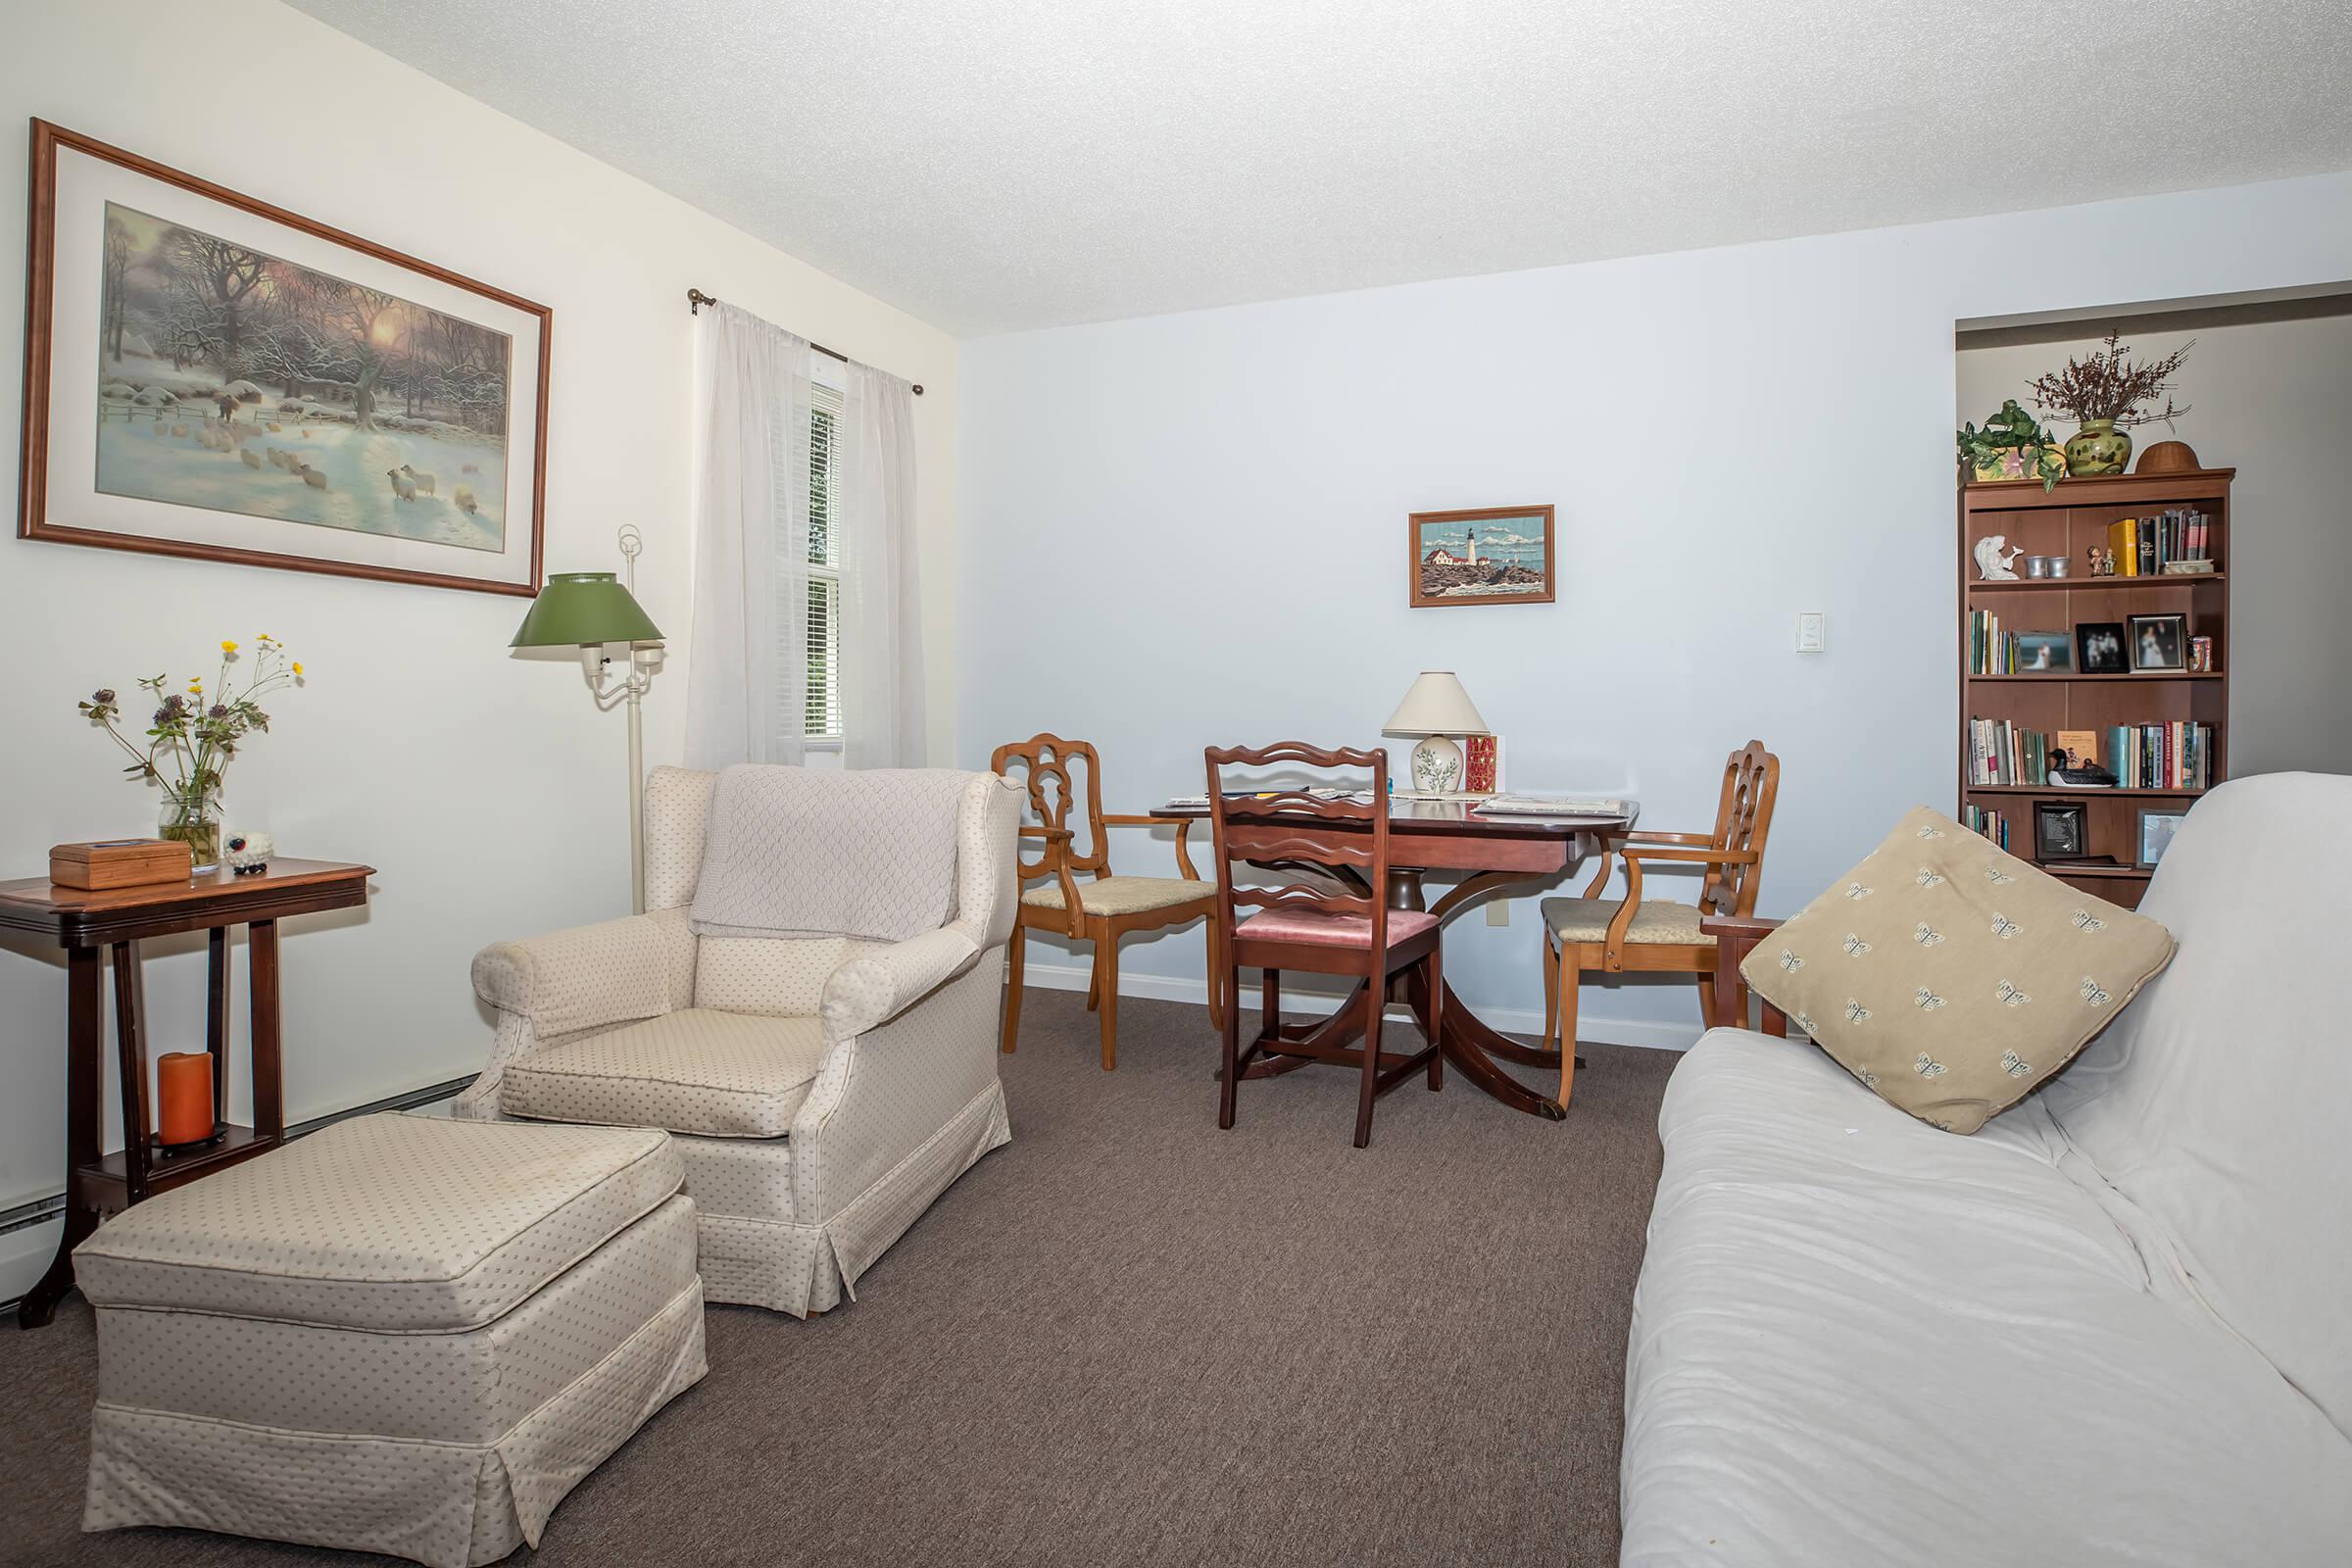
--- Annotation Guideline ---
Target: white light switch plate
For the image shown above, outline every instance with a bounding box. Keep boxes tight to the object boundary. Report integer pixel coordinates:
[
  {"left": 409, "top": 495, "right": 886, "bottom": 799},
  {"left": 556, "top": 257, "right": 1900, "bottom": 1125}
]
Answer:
[
  {"left": 1796, "top": 612, "right": 1827, "bottom": 654},
  {"left": 1486, "top": 900, "right": 1511, "bottom": 926}
]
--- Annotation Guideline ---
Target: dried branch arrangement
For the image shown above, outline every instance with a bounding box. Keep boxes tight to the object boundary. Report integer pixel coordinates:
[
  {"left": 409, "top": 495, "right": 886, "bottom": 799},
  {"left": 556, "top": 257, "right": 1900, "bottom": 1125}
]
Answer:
[{"left": 2028, "top": 333, "right": 2192, "bottom": 427}]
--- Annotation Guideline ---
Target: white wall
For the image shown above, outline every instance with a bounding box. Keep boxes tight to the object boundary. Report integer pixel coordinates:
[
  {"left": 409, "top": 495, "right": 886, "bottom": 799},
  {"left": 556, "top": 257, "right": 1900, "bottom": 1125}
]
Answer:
[
  {"left": 1959, "top": 316, "right": 2352, "bottom": 775},
  {"left": 958, "top": 172, "right": 2352, "bottom": 1050},
  {"left": 0, "top": 0, "right": 958, "bottom": 1298}
]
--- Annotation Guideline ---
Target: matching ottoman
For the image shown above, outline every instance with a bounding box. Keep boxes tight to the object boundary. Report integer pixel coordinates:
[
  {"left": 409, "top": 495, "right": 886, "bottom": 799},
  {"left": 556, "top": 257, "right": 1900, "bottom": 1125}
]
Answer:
[{"left": 75, "top": 1112, "right": 707, "bottom": 1567}]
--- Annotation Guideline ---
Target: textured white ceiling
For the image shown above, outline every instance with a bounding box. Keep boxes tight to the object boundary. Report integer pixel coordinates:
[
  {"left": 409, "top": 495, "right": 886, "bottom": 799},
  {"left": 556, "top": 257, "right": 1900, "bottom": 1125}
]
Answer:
[{"left": 288, "top": 0, "right": 2352, "bottom": 336}]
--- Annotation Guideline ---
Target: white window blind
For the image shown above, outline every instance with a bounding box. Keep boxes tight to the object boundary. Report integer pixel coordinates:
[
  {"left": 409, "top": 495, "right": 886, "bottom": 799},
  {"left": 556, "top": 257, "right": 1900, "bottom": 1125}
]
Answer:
[{"left": 804, "top": 385, "right": 842, "bottom": 740}]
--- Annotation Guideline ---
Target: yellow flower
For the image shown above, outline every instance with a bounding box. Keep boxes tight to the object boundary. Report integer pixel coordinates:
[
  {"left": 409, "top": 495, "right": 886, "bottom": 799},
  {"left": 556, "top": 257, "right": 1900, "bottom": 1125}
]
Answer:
[
  {"left": 220, "top": 640, "right": 239, "bottom": 655},
  {"left": 188, "top": 677, "right": 203, "bottom": 691},
  {"left": 291, "top": 662, "right": 304, "bottom": 677}
]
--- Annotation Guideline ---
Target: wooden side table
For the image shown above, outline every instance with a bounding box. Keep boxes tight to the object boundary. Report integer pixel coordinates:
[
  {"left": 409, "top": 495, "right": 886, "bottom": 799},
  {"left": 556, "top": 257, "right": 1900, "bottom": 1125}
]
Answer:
[{"left": 0, "top": 858, "right": 372, "bottom": 1328}]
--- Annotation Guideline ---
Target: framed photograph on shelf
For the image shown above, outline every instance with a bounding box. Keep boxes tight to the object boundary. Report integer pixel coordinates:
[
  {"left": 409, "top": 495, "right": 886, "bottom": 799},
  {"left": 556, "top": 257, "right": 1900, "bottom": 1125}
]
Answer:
[
  {"left": 2015, "top": 631, "right": 2073, "bottom": 672},
  {"left": 2129, "top": 613, "right": 2188, "bottom": 672},
  {"left": 1409, "top": 505, "right": 1554, "bottom": 608},
  {"left": 2076, "top": 621, "right": 2129, "bottom": 675},
  {"left": 20, "top": 121, "right": 550, "bottom": 597},
  {"left": 2137, "top": 808, "right": 2188, "bottom": 868},
  {"left": 2034, "top": 800, "right": 2088, "bottom": 862}
]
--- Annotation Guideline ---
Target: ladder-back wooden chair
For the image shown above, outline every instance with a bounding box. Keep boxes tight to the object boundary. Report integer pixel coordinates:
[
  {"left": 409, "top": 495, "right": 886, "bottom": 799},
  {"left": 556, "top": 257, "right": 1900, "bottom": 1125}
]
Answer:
[
  {"left": 993, "top": 734, "right": 1222, "bottom": 1070},
  {"left": 1207, "top": 742, "right": 1443, "bottom": 1149},
  {"left": 1540, "top": 740, "right": 1780, "bottom": 1107}
]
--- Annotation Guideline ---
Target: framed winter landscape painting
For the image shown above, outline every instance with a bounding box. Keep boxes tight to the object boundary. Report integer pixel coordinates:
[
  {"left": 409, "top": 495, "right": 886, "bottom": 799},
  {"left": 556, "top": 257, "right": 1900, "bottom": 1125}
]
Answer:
[
  {"left": 1408, "top": 505, "right": 1554, "bottom": 608},
  {"left": 19, "top": 120, "right": 549, "bottom": 596}
]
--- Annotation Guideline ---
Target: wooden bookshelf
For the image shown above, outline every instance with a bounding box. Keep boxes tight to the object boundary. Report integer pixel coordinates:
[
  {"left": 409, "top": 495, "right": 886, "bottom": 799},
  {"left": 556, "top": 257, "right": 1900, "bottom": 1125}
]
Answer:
[{"left": 1958, "top": 467, "right": 2232, "bottom": 909}]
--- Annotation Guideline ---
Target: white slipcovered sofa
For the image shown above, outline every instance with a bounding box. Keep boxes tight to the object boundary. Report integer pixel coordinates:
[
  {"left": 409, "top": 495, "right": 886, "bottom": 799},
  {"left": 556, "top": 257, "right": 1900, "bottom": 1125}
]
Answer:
[
  {"left": 1623, "top": 773, "right": 2352, "bottom": 1565},
  {"left": 457, "top": 764, "right": 1023, "bottom": 1317}
]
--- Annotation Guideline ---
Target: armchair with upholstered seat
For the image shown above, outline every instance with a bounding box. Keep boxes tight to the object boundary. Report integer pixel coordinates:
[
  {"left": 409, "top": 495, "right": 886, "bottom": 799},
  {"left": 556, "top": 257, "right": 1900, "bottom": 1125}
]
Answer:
[
  {"left": 993, "top": 734, "right": 1223, "bottom": 1069},
  {"left": 1541, "top": 740, "right": 1779, "bottom": 1107},
  {"left": 456, "top": 763, "right": 1024, "bottom": 1317}
]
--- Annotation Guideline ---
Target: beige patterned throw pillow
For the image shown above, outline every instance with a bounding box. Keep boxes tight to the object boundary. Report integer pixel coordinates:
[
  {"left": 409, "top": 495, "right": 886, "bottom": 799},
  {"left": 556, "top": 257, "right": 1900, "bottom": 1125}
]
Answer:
[{"left": 1740, "top": 807, "right": 2175, "bottom": 1132}]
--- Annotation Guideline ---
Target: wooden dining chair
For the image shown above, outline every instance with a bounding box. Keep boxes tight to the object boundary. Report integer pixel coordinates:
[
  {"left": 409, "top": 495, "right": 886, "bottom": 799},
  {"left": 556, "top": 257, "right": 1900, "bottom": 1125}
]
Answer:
[
  {"left": 993, "top": 734, "right": 1222, "bottom": 1070},
  {"left": 1206, "top": 742, "right": 1443, "bottom": 1149},
  {"left": 1540, "top": 740, "right": 1780, "bottom": 1107}
]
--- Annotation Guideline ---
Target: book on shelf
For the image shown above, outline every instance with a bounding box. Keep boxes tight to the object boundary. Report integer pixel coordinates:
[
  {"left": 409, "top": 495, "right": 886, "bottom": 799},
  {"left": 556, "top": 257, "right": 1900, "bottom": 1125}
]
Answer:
[
  {"left": 1963, "top": 804, "right": 2010, "bottom": 850},
  {"left": 1968, "top": 716, "right": 2215, "bottom": 791},
  {"left": 1969, "top": 609, "right": 2014, "bottom": 674},
  {"left": 2106, "top": 720, "right": 2215, "bottom": 790},
  {"left": 2105, "top": 510, "right": 2215, "bottom": 578},
  {"left": 1967, "top": 717, "right": 2054, "bottom": 786}
]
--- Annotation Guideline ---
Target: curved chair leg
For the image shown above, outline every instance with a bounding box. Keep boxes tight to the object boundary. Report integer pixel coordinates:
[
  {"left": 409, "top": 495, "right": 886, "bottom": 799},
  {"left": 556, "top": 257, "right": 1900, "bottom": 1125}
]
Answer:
[
  {"left": 1556, "top": 946, "right": 1581, "bottom": 1108},
  {"left": 1096, "top": 921, "right": 1120, "bottom": 1071},
  {"left": 1354, "top": 978, "right": 1384, "bottom": 1149},
  {"left": 1002, "top": 923, "right": 1027, "bottom": 1054},
  {"left": 1695, "top": 968, "right": 1720, "bottom": 1031},
  {"left": 1086, "top": 946, "right": 1102, "bottom": 1011},
  {"left": 1218, "top": 954, "right": 1243, "bottom": 1130},
  {"left": 1541, "top": 930, "right": 1559, "bottom": 1054},
  {"left": 1425, "top": 945, "right": 1445, "bottom": 1092},
  {"left": 1203, "top": 918, "right": 1226, "bottom": 1031}
]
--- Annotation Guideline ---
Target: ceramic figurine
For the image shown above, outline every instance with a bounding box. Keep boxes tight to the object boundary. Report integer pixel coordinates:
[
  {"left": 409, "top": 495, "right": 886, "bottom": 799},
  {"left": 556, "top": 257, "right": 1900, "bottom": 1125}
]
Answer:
[
  {"left": 1973, "top": 533, "right": 2024, "bottom": 581},
  {"left": 224, "top": 831, "right": 273, "bottom": 875}
]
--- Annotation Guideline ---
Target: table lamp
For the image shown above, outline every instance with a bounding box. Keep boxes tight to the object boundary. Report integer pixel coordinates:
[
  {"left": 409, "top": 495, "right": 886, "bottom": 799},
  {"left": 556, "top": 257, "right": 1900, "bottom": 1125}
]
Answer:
[
  {"left": 1383, "top": 671, "right": 1491, "bottom": 798},
  {"left": 511, "top": 526, "right": 664, "bottom": 912}
]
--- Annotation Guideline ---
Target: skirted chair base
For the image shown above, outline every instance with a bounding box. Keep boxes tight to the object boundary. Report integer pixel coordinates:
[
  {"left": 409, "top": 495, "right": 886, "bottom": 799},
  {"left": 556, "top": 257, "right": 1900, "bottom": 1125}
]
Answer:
[
  {"left": 75, "top": 1114, "right": 707, "bottom": 1568},
  {"left": 678, "top": 1074, "right": 1012, "bottom": 1315}
]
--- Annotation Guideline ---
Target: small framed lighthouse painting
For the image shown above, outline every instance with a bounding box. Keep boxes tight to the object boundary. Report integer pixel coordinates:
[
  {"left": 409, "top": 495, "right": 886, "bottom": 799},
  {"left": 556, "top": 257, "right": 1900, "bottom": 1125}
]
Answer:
[{"left": 1409, "top": 505, "right": 1554, "bottom": 608}]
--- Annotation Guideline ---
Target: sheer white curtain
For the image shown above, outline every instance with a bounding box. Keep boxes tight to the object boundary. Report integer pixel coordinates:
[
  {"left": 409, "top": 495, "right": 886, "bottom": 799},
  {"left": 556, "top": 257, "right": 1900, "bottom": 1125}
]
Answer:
[
  {"left": 838, "top": 361, "right": 926, "bottom": 768},
  {"left": 684, "top": 303, "right": 812, "bottom": 769}
]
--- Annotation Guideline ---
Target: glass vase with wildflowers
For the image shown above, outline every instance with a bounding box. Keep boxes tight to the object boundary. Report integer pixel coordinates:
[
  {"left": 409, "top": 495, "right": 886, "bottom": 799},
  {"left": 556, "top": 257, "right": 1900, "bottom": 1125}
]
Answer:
[{"left": 78, "top": 636, "right": 305, "bottom": 868}]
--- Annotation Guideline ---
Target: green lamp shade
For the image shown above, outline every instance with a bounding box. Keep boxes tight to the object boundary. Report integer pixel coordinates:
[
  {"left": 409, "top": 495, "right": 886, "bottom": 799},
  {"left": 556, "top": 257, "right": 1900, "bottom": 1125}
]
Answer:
[{"left": 510, "top": 572, "right": 663, "bottom": 647}]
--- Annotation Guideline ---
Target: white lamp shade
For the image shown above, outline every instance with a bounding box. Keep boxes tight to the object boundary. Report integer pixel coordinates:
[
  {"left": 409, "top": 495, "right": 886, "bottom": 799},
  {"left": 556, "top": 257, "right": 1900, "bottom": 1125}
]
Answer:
[{"left": 1383, "top": 670, "right": 1490, "bottom": 737}]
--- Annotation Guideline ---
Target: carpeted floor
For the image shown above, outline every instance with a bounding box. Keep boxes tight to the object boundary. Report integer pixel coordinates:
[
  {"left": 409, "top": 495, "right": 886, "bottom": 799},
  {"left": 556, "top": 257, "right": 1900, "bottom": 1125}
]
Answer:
[{"left": 0, "top": 990, "right": 1678, "bottom": 1568}]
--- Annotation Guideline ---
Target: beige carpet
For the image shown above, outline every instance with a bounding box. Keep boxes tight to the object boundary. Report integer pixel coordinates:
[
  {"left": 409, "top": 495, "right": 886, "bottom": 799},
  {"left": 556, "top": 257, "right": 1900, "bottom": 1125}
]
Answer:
[{"left": 0, "top": 989, "right": 1678, "bottom": 1568}]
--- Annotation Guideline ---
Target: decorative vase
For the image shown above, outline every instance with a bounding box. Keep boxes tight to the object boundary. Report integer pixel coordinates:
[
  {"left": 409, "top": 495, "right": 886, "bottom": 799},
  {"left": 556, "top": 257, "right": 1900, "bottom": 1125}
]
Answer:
[
  {"left": 159, "top": 787, "right": 227, "bottom": 873},
  {"left": 2065, "top": 418, "right": 2132, "bottom": 476}
]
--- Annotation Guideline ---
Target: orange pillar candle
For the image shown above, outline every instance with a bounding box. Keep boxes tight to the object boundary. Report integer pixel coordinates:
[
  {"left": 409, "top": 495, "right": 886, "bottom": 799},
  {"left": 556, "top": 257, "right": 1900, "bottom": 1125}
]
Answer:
[{"left": 157, "top": 1052, "right": 215, "bottom": 1146}]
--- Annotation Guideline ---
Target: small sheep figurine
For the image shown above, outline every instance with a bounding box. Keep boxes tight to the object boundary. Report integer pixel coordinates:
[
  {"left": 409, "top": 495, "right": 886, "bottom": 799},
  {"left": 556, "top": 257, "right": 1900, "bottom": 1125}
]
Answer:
[{"left": 225, "top": 832, "right": 274, "bottom": 875}]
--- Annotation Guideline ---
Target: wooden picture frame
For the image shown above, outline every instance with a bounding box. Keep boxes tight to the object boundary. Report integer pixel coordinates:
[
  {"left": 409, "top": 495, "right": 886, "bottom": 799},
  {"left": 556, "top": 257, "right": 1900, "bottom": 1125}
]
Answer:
[
  {"left": 19, "top": 120, "right": 550, "bottom": 597},
  {"left": 2128, "top": 613, "right": 2188, "bottom": 673},
  {"left": 2034, "top": 800, "right": 2088, "bottom": 862},
  {"left": 1409, "top": 505, "right": 1554, "bottom": 608},
  {"left": 2136, "top": 808, "right": 2187, "bottom": 868}
]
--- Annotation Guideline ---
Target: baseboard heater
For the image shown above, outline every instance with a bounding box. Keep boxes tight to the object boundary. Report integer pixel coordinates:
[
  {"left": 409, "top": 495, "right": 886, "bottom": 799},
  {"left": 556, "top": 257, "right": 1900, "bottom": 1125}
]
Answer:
[{"left": 0, "top": 1075, "right": 474, "bottom": 1315}]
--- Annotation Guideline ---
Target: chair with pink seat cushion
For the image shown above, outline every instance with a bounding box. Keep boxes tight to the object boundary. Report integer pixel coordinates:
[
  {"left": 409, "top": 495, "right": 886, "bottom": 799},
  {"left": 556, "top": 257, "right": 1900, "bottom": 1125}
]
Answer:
[{"left": 1205, "top": 742, "right": 1444, "bottom": 1148}]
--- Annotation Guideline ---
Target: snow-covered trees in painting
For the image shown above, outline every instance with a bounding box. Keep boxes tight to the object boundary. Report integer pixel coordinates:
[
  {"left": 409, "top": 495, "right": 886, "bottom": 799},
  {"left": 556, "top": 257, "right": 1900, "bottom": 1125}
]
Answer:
[{"left": 93, "top": 201, "right": 514, "bottom": 552}]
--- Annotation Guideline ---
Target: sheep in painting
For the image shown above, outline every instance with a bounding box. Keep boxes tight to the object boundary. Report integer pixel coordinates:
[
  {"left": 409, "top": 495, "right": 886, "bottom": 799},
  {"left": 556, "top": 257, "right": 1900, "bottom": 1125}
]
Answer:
[
  {"left": 171, "top": 422, "right": 189, "bottom": 438},
  {"left": 300, "top": 464, "right": 328, "bottom": 489},
  {"left": 454, "top": 484, "right": 477, "bottom": 514},
  {"left": 385, "top": 468, "right": 417, "bottom": 502},
  {"left": 266, "top": 421, "right": 282, "bottom": 432},
  {"left": 460, "top": 462, "right": 479, "bottom": 474},
  {"left": 398, "top": 465, "right": 437, "bottom": 496},
  {"left": 239, "top": 449, "right": 263, "bottom": 469}
]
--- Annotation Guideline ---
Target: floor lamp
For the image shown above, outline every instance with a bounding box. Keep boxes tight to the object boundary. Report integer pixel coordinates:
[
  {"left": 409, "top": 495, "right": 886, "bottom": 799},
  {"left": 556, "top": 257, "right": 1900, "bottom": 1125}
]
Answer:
[{"left": 510, "top": 526, "right": 665, "bottom": 912}]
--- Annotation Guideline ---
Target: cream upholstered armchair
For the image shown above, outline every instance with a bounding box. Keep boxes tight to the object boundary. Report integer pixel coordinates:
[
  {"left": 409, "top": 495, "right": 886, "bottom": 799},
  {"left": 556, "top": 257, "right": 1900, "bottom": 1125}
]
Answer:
[{"left": 456, "top": 764, "right": 1023, "bottom": 1317}]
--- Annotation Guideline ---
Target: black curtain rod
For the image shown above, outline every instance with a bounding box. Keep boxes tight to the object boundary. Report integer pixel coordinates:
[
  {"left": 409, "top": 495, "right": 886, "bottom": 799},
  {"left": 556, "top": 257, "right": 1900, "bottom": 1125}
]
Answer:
[{"left": 686, "top": 288, "right": 923, "bottom": 395}]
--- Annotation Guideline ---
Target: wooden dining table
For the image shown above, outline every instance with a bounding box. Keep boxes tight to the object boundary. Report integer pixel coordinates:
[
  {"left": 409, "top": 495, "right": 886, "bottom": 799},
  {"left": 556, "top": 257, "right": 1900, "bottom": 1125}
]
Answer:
[{"left": 1155, "top": 797, "right": 1634, "bottom": 1119}]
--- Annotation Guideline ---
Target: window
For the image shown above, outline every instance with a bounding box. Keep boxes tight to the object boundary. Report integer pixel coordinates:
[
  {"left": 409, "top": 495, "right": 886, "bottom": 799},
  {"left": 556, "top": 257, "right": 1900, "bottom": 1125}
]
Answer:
[{"left": 804, "top": 385, "right": 841, "bottom": 740}]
